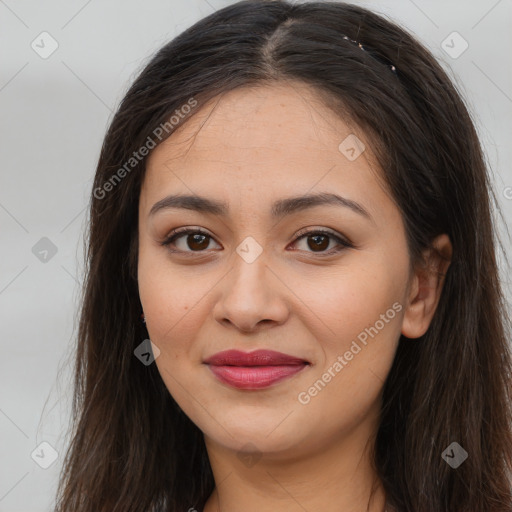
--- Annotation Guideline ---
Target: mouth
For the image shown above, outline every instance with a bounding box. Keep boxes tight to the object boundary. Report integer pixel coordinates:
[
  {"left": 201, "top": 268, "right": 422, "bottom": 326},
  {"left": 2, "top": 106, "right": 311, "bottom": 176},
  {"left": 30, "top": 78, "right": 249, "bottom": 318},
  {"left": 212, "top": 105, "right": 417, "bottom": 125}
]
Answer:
[{"left": 203, "top": 349, "right": 311, "bottom": 390}]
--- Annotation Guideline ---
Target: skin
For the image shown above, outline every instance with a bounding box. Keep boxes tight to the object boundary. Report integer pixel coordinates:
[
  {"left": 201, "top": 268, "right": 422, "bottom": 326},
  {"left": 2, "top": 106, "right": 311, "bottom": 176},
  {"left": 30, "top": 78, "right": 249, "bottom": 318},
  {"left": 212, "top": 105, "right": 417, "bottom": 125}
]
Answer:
[{"left": 137, "top": 81, "right": 452, "bottom": 512}]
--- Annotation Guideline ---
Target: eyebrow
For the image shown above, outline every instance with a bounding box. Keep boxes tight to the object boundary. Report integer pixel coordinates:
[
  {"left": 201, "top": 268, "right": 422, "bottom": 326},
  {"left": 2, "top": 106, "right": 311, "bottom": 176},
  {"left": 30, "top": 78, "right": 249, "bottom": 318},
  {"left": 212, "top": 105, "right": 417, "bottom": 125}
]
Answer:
[{"left": 149, "top": 192, "right": 372, "bottom": 220}]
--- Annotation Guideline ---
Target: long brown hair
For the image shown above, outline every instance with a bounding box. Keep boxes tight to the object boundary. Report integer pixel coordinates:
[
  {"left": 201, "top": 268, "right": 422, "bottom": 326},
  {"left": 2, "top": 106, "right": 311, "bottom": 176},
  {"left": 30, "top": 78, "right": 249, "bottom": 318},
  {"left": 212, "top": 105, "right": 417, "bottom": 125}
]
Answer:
[{"left": 54, "top": 1, "right": 512, "bottom": 511}]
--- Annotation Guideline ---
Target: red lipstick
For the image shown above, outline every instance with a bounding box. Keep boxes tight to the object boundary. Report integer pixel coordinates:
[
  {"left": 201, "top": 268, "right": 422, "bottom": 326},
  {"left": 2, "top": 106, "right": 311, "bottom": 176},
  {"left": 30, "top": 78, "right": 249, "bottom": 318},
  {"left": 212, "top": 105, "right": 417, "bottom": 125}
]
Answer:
[{"left": 203, "top": 349, "right": 310, "bottom": 390}]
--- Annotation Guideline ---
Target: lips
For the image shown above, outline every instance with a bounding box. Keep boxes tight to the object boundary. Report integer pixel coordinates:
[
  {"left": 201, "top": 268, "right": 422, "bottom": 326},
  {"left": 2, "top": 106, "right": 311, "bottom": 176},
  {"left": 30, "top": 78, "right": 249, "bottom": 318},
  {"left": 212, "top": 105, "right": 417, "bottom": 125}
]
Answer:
[
  {"left": 204, "top": 349, "right": 309, "bottom": 366},
  {"left": 203, "top": 349, "right": 310, "bottom": 390}
]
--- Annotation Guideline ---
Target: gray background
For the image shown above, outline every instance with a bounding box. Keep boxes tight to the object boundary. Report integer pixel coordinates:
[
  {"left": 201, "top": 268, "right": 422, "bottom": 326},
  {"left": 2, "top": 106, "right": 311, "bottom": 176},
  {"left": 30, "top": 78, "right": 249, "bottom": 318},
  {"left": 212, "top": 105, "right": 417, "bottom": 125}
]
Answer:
[{"left": 1, "top": 0, "right": 511, "bottom": 510}]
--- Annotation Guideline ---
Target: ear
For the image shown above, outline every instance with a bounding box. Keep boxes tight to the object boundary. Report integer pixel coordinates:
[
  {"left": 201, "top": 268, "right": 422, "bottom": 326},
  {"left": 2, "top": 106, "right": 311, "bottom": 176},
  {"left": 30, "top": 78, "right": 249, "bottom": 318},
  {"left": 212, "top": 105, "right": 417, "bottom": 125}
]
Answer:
[{"left": 401, "top": 234, "right": 452, "bottom": 339}]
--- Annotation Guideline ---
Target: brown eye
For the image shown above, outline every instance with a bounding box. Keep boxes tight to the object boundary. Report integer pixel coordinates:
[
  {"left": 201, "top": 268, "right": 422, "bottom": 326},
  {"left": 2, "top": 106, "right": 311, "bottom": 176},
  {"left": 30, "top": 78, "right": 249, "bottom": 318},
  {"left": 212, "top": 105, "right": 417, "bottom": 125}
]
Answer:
[
  {"left": 161, "top": 228, "right": 220, "bottom": 253},
  {"left": 306, "top": 233, "right": 330, "bottom": 252},
  {"left": 185, "top": 233, "right": 210, "bottom": 251},
  {"left": 292, "top": 229, "right": 353, "bottom": 255}
]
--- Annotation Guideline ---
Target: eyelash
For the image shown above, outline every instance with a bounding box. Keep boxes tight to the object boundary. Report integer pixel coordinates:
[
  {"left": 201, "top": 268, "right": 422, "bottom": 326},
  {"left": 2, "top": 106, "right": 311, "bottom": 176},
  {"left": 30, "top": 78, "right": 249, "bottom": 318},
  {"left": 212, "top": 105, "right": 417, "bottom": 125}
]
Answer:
[{"left": 160, "top": 227, "right": 354, "bottom": 257}]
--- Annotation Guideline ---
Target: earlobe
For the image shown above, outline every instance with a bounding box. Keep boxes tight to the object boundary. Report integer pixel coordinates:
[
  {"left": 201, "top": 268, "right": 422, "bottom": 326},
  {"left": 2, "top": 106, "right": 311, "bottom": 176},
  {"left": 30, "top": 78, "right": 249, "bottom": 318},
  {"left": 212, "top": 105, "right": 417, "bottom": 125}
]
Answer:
[{"left": 401, "top": 234, "right": 452, "bottom": 339}]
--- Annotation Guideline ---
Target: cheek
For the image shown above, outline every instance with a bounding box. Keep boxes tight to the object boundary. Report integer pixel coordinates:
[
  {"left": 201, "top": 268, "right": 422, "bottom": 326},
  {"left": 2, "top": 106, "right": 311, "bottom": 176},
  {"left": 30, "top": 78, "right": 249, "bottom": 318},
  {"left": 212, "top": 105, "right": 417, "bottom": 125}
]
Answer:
[
  {"left": 297, "top": 257, "right": 407, "bottom": 349},
  {"left": 137, "top": 248, "right": 212, "bottom": 350},
  {"left": 137, "top": 252, "right": 214, "bottom": 406},
  {"left": 293, "top": 266, "right": 405, "bottom": 438}
]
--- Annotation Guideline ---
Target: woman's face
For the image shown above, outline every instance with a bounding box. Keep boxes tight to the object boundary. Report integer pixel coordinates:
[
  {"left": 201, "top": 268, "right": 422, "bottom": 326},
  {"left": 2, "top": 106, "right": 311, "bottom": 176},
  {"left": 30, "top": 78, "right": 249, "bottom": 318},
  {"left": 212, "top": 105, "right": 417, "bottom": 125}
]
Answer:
[{"left": 138, "top": 81, "right": 415, "bottom": 459}]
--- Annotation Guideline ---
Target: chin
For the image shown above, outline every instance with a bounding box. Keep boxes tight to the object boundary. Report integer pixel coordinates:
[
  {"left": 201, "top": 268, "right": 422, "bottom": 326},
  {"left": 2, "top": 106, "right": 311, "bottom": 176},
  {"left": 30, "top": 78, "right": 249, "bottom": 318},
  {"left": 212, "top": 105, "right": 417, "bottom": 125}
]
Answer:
[{"left": 204, "top": 417, "right": 304, "bottom": 455}]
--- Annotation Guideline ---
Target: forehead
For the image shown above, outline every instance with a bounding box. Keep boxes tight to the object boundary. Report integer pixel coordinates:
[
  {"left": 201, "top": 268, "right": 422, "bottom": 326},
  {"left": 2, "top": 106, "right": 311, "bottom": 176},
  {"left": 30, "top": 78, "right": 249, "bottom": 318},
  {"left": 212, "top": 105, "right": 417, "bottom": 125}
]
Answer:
[{"left": 141, "top": 81, "right": 385, "bottom": 213}]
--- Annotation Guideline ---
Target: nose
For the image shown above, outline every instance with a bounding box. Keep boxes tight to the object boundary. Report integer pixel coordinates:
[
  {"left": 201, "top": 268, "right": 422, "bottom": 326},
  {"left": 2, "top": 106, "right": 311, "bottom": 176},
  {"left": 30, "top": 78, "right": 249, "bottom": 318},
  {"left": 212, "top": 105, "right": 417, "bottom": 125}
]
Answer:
[{"left": 212, "top": 248, "right": 290, "bottom": 333}]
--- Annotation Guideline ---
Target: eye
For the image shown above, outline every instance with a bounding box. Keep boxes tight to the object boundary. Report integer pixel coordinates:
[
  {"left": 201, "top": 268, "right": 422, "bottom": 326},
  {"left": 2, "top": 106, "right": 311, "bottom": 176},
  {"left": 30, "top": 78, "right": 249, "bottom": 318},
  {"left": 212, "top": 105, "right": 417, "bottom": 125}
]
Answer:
[
  {"left": 160, "top": 227, "right": 353, "bottom": 256},
  {"left": 290, "top": 228, "right": 354, "bottom": 255},
  {"left": 161, "top": 227, "right": 220, "bottom": 253}
]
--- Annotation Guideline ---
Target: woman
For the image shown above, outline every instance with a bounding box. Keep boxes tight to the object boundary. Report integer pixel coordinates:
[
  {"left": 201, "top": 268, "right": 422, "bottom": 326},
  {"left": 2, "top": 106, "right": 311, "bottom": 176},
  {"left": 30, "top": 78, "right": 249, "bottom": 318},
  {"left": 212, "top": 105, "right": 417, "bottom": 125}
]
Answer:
[{"left": 54, "top": 1, "right": 512, "bottom": 511}]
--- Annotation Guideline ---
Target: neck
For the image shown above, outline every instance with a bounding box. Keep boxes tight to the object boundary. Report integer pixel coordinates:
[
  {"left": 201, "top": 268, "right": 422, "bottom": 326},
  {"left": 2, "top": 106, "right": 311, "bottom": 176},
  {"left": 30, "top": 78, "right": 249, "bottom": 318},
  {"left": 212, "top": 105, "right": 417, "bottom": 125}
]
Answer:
[{"left": 202, "top": 414, "right": 387, "bottom": 512}]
